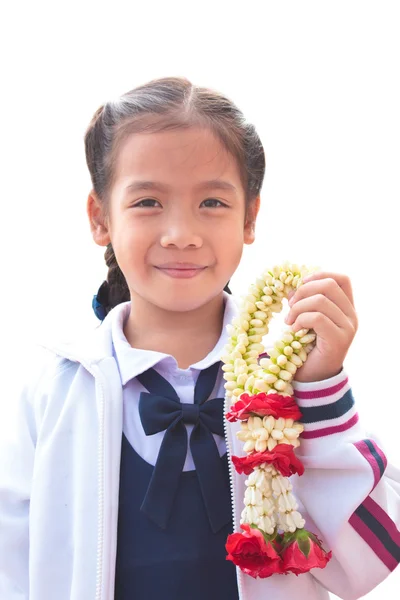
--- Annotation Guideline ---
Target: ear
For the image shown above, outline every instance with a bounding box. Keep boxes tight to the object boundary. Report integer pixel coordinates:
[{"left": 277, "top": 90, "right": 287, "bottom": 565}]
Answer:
[
  {"left": 243, "top": 196, "right": 261, "bottom": 245},
  {"left": 87, "top": 191, "right": 111, "bottom": 247}
]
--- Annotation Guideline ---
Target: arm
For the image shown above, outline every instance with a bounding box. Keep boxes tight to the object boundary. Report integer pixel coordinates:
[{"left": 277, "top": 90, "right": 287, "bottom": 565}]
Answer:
[
  {"left": 0, "top": 346, "right": 58, "bottom": 599},
  {"left": 292, "top": 368, "right": 400, "bottom": 600}
]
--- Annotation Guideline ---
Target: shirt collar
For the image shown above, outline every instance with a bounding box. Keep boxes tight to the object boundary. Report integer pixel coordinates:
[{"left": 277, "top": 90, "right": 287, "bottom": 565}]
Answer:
[{"left": 111, "top": 291, "right": 240, "bottom": 385}]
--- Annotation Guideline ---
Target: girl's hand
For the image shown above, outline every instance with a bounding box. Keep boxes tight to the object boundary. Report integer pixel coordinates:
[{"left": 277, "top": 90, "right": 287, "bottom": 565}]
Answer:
[{"left": 284, "top": 272, "right": 359, "bottom": 383}]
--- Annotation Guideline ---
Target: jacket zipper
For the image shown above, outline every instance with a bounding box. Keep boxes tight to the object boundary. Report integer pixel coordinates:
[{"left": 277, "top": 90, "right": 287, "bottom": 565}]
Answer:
[
  {"left": 223, "top": 393, "right": 245, "bottom": 600},
  {"left": 39, "top": 345, "right": 106, "bottom": 600},
  {"left": 94, "top": 366, "right": 106, "bottom": 600}
]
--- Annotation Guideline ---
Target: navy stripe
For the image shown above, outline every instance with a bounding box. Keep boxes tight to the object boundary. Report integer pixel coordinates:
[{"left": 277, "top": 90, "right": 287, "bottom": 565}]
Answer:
[
  {"left": 364, "top": 439, "right": 386, "bottom": 477},
  {"left": 355, "top": 504, "right": 400, "bottom": 562},
  {"left": 299, "top": 389, "right": 354, "bottom": 424}
]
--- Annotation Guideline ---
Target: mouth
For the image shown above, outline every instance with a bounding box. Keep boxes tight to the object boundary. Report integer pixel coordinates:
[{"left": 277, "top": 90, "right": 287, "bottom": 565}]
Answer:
[
  {"left": 155, "top": 265, "right": 207, "bottom": 279},
  {"left": 156, "top": 262, "right": 207, "bottom": 269}
]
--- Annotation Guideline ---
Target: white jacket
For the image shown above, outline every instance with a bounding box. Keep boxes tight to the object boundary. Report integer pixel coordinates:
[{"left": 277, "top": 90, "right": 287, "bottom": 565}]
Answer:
[{"left": 1, "top": 303, "right": 399, "bottom": 600}]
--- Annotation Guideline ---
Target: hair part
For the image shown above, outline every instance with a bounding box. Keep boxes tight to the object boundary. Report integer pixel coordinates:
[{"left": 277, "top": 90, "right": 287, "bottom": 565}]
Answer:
[{"left": 85, "top": 76, "right": 266, "bottom": 317}]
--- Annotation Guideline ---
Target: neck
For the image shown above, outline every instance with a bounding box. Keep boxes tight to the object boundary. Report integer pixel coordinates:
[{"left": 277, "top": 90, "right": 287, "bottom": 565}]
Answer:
[{"left": 123, "top": 292, "right": 226, "bottom": 369}]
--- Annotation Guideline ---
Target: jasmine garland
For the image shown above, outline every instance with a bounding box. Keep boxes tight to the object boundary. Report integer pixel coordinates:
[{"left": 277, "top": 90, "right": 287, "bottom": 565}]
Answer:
[{"left": 222, "top": 261, "right": 332, "bottom": 578}]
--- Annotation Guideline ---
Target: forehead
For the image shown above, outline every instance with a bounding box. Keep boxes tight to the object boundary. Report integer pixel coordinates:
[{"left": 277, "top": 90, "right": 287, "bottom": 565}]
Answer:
[{"left": 113, "top": 126, "right": 243, "bottom": 191}]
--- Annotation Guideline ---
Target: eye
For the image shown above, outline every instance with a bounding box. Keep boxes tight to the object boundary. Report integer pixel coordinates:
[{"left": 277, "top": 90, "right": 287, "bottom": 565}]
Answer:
[
  {"left": 132, "top": 198, "right": 161, "bottom": 208},
  {"left": 201, "top": 198, "right": 228, "bottom": 208}
]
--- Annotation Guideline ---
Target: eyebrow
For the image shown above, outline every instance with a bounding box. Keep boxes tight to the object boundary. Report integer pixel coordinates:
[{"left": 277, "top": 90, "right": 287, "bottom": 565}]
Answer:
[{"left": 124, "top": 179, "right": 237, "bottom": 193}]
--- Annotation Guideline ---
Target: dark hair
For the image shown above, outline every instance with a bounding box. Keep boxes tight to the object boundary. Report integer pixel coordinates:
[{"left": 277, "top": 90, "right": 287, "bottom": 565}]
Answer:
[{"left": 85, "top": 76, "right": 266, "bottom": 320}]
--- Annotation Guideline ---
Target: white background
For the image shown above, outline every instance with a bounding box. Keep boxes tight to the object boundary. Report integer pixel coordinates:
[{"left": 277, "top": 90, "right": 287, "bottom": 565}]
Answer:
[{"left": 1, "top": 1, "right": 399, "bottom": 597}]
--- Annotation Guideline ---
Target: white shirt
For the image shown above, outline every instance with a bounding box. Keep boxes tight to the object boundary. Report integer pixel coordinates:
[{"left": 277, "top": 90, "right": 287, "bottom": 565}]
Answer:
[{"left": 111, "top": 291, "right": 239, "bottom": 471}]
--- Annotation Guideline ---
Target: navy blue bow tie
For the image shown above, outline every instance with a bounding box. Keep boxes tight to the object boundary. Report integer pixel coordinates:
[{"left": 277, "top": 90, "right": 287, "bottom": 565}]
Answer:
[{"left": 136, "top": 361, "right": 232, "bottom": 534}]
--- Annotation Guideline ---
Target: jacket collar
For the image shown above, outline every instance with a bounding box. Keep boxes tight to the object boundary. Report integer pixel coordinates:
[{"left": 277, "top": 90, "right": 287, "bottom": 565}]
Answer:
[{"left": 38, "top": 291, "right": 240, "bottom": 370}]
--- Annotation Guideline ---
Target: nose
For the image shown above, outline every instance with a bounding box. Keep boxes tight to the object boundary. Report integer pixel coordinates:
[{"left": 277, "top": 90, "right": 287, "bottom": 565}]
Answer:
[{"left": 160, "top": 212, "right": 203, "bottom": 249}]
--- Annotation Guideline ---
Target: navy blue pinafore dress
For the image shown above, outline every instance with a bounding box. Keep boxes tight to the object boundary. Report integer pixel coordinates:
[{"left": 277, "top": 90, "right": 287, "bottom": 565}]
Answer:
[{"left": 114, "top": 360, "right": 240, "bottom": 600}]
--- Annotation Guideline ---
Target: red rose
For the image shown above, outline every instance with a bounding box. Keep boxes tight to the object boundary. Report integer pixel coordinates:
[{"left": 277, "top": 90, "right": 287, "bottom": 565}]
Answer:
[
  {"left": 225, "top": 397, "right": 254, "bottom": 422},
  {"left": 281, "top": 530, "right": 332, "bottom": 575},
  {"left": 232, "top": 444, "right": 305, "bottom": 477},
  {"left": 225, "top": 392, "right": 302, "bottom": 422},
  {"left": 226, "top": 524, "right": 283, "bottom": 578}
]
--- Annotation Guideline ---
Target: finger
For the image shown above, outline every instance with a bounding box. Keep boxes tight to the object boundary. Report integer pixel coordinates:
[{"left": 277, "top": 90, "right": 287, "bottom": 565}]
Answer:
[
  {"left": 289, "top": 311, "right": 347, "bottom": 346},
  {"left": 290, "top": 277, "right": 357, "bottom": 327},
  {"left": 302, "top": 272, "right": 355, "bottom": 307},
  {"left": 286, "top": 295, "right": 355, "bottom": 334}
]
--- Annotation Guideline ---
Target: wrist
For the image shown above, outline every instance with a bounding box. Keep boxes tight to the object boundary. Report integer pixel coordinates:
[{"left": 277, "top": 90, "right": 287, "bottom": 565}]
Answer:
[{"left": 294, "top": 366, "right": 343, "bottom": 384}]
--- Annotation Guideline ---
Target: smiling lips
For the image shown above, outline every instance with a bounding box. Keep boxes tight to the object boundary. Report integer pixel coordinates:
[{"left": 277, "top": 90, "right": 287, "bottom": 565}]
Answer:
[
  {"left": 156, "top": 262, "right": 207, "bottom": 269},
  {"left": 155, "top": 262, "right": 207, "bottom": 278}
]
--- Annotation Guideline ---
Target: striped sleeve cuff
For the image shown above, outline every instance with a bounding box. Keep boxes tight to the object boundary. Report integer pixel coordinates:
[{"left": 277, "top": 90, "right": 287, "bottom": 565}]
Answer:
[
  {"left": 349, "top": 495, "right": 400, "bottom": 572},
  {"left": 349, "top": 439, "right": 397, "bottom": 570},
  {"left": 353, "top": 439, "right": 388, "bottom": 492},
  {"left": 291, "top": 368, "right": 358, "bottom": 439}
]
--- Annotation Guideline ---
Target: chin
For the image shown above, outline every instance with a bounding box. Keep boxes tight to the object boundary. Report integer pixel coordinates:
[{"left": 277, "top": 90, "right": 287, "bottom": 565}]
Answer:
[{"left": 151, "top": 287, "right": 223, "bottom": 312}]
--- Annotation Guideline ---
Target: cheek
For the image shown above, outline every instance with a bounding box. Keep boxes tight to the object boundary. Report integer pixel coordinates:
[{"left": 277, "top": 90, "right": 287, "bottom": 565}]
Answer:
[
  {"left": 121, "top": 218, "right": 150, "bottom": 243},
  {"left": 216, "top": 225, "right": 245, "bottom": 264},
  {"left": 112, "top": 227, "right": 148, "bottom": 267}
]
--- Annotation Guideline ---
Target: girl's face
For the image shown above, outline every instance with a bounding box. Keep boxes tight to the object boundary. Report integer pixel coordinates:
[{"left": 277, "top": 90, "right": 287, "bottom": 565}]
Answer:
[{"left": 88, "top": 126, "right": 260, "bottom": 313}]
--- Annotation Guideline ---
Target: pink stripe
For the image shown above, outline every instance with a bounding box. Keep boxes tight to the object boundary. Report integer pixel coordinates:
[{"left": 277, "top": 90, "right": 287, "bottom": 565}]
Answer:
[
  {"left": 354, "top": 440, "right": 381, "bottom": 491},
  {"left": 363, "top": 496, "right": 400, "bottom": 546},
  {"left": 294, "top": 377, "right": 348, "bottom": 400},
  {"left": 370, "top": 439, "right": 388, "bottom": 471},
  {"left": 301, "top": 412, "right": 359, "bottom": 439},
  {"left": 349, "top": 512, "right": 398, "bottom": 571}
]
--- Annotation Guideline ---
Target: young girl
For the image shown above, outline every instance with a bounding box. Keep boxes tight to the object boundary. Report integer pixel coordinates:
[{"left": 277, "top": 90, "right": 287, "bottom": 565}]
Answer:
[{"left": 1, "top": 76, "right": 399, "bottom": 600}]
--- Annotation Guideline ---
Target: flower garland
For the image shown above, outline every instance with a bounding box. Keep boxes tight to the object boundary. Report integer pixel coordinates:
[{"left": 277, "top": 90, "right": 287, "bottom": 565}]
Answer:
[{"left": 222, "top": 261, "right": 332, "bottom": 578}]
